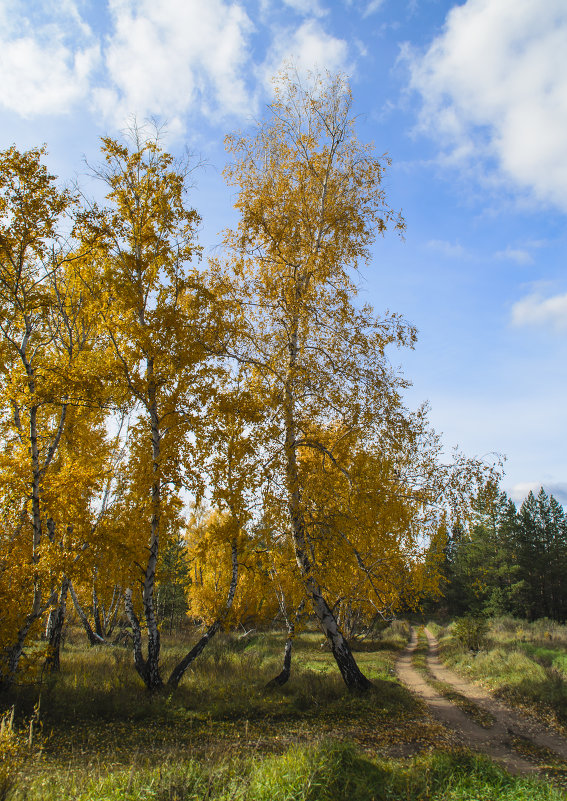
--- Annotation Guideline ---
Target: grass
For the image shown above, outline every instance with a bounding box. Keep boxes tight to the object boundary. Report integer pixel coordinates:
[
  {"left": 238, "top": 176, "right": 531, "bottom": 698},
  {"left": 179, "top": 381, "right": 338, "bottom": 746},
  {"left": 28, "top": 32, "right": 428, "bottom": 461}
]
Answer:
[
  {"left": 0, "top": 618, "right": 564, "bottom": 799},
  {"left": 429, "top": 617, "right": 567, "bottom": 730},
  {"left": 14, "top": 739, "right": 567, "bottom": 801}
]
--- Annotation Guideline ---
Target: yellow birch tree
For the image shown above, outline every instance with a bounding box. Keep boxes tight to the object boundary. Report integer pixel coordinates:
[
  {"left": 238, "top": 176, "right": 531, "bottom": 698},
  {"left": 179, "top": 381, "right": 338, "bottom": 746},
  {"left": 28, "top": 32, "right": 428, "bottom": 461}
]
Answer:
[
  {"left": 78, "top": 124, "right": 223, "bottom": 690},
  {"left": 0, "top": 146, "right": 111, "bottom": 685},
  {"left": 222, "top": 69, "right": 497, "bottom": 690}
]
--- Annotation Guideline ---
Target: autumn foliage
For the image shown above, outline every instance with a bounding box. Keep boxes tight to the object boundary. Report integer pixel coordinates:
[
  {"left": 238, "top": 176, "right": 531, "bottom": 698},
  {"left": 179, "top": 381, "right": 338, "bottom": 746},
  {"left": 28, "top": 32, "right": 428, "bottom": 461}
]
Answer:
[{"left": 0, "top": 72, "right": 497, "bottom": 692}]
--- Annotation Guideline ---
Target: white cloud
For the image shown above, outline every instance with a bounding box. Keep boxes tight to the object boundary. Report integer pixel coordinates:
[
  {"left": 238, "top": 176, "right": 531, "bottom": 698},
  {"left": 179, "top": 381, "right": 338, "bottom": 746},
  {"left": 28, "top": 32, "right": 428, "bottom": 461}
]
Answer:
[
  {"left": 95, "top": 0, "right": 255, "bottom": 127},
  {"left": 510, "top": 482, "right": 567, "bottom": 505},
  {"left": 495, "top": 247, "right": 533, "bottom": 265},
  {"left": 262, "top": 19, "right": 350, "bottom": 83},
  {"left": 0, "top": 1, "right": 348, "bottom": 132},
  {"left": 509, "top": 482, "right": 540, "bottom": 503},
  {"left": 340, "top": 0, "right": 386, "bottom": 13},
  {"left": 405, "top": 0, "right": 567, "bottom": 211},
  {"left": 426, "top": 239, "right": 466, "bottom": 258},
  {"left": 364, "top": 0, "right": 386, "bottom": 16},
  {"left": 282, "top": 0, "right": 327, "bottom": 17},
  {"left": 511, "top": 291, "right": 567, "bottom": 330},
  {"left": 0, "top": 0, "right": 99, "bottom": 116}
]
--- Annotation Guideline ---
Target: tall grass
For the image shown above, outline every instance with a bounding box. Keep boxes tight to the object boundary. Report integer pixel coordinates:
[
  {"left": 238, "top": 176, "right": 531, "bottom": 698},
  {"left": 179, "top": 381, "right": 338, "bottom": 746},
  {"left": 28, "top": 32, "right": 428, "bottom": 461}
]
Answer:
[
  {"left": 3, "top": 620, "right": 564, "bottom": 800},
  {"left": 15, "top": 740, "right": 564, "bottom": 801},
  {"left": 431, "top": 617, "right": 567, "bottom": 727}
]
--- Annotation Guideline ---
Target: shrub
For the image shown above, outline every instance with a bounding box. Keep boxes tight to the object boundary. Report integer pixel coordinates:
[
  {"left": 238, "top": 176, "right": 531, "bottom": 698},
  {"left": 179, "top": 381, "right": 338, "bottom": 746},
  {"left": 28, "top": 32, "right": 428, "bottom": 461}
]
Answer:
[{"left": 452, "top": 615, "right": 489, "bottom": 652}]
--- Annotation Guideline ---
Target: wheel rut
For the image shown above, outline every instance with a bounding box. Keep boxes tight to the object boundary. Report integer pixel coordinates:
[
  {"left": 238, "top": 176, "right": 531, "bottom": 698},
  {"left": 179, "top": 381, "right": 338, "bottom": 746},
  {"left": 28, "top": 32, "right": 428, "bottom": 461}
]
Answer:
[{"left": 396, "top": 626, "right": 567, "bottom": 777}]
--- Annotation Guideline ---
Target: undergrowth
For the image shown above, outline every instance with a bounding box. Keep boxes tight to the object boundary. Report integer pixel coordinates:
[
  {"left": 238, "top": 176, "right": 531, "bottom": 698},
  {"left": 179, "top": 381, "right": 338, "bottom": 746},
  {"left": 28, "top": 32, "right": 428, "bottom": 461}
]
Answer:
[
  {"left": 429, "top": 617, "right": 567, "bottom": 729},
  {"left": 1, "top": 620, "right": 565, "bottom": 799},
  {"left": 13, "top": 740, "right": 566, "bottom": 801}
]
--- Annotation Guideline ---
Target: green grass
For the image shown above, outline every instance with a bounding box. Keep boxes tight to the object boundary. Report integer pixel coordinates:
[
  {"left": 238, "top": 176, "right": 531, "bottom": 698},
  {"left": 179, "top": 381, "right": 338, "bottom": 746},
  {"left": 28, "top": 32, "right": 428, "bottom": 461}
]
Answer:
[
  {"left": 1, "top": 620, "right": 565, "bottom": 800},
  {"left": 429, "top": 617, "right": 567, "bottom": 729},
  {"left": 14, "top": 740, "right": 566, "bottom": 801}
]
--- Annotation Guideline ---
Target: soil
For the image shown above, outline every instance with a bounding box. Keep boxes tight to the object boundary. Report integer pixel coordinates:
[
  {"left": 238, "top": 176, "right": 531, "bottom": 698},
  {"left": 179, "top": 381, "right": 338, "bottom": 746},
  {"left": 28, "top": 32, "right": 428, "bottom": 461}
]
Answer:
[{"left": 396, "top": 626, "right": 567, "bottom": 777}]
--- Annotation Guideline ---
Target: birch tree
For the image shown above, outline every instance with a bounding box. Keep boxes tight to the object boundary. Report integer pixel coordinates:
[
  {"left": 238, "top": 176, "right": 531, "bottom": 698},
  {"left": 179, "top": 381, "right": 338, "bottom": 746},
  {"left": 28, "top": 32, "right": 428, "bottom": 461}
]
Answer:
[
  {"left": 79, "top": 125, "right": 222, "bottom": 690},
  {"left": 222, "top": 70, "right": 415, "bottom": 690},
  {"left": 0, "top": 146, "right": 108, "bottom": 686}
]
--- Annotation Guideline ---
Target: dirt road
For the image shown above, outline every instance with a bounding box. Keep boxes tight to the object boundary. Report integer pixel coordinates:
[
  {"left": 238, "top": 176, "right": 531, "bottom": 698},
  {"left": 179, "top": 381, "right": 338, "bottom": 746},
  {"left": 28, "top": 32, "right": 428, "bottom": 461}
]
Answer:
[{"left": 396, "top": 626, "right": 567, "bottom": 776}]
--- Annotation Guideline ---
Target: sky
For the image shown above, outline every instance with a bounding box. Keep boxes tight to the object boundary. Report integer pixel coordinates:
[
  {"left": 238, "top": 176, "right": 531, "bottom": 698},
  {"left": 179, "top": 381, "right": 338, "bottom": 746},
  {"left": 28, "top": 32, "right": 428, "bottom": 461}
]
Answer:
[{"left": 0, "top": 0, "right": 566, "bottom": 505}]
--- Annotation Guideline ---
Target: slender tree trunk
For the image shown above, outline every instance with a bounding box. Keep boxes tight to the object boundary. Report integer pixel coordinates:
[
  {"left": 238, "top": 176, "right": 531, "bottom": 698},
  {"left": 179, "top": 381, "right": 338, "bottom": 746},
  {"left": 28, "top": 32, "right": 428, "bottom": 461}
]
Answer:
[
  {"left": 105, "top": 586, "right": 122, "bottom": 637},
  {"left": 266, "top": 632, "right": 294, "bottom": 688},
  {"left": 3, "top": 353, "right": 69, "bottom": 686},
  {"left": 167, "top": 620, "right": 221, "bottom": 689},
  {"left": 45, "top": 578, "right": 69, "bottom": 673},
  {"left": 0, "top": 588, "right": 58, "bottom": 689},
  {"left": 137, "top": 362, "right": 164, "bottom": 691},
  {"left": 29, "top": 403, "right": 43, "bottom": 619},
  {"left": 168, "top": 540, "right": 239, "bottom": 689},
  {"left": 69, "top": 581, "right": 105, "bottom": 646},
  {"left": 124, "top": 588, "right": 150, "bottom": 685},
  {"left": 283, "top": 322, "right": 372, "bottom": 692},
  {"left": 92, "top": 569, "right": 104, "bottom": 639}
]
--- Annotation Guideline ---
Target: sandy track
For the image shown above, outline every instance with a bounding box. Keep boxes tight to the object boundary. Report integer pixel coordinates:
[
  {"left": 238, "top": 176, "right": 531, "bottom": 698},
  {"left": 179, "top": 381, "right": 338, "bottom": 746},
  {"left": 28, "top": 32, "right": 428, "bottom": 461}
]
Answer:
[{"left": 396, "top": 626, "right": 567, "bottom": 776}]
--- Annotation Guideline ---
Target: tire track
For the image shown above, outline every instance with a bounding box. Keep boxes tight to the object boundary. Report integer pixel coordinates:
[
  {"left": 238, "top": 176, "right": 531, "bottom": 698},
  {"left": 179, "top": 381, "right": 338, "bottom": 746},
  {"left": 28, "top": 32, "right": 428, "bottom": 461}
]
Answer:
[{"left": 396, "top": 627, "right": 541, "bottom": 775}]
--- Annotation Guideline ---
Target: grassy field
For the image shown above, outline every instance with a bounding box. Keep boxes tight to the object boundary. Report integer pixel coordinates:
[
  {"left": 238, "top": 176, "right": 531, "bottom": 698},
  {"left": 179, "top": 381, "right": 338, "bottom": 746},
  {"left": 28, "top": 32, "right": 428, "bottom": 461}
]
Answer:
[
  {"left": 0, "top": 620, "right": 565, "bottom": 800},
  {"left": 429, "top": 616, "right": 567, "bottom": 731}
]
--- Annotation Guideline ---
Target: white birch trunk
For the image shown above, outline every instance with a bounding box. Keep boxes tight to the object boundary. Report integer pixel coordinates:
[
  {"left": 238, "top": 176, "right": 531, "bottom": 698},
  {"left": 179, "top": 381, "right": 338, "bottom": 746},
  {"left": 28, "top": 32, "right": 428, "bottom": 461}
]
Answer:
[
  {"left": 283, "top": 317, "right": 372, "bottom": 691},
  {"left": 167, "top": 539, "right": 239, "bottom": 688}
]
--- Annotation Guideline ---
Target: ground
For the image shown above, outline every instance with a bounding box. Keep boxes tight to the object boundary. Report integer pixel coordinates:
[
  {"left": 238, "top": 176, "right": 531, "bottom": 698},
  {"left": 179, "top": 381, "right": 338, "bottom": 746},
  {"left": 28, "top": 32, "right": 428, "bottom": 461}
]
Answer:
[{"left": 1, "top": 620, "right": 566, "bottom": 800}]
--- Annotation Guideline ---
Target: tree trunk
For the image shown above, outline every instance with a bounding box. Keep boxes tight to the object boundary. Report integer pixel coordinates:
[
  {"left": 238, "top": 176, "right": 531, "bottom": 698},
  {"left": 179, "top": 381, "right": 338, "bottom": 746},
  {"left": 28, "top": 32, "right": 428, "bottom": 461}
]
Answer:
[
  {"left": 124, "top": 587, "right": 157, "bottom": 688},
  {"left": 266, "top": 635, "right": 293, "bottom": 688},
  {"left": 0, "top": 588, "right": 58, "bottom": 690},
  {"left": 167, "top": 620, "right": 221, "bottom": 689},
  {"left": 29, "top": 403, "right": 43, "bottom": 618},
  {"left": 137, "top": 362, "right": 163, "bottom": 691},
  {"left": 69, "top": 581, "right": 105, "bottom": 646},
  {"left": 283, "top": 327, "right": 372, "bottom": 692},
  {"left": 104, "top": 586, "right": 122, "bottom": 637},
  {"left": 92, "top": 570, "right": 104, "bottom": 639},
  {"left": 168, "top": 539, "right": 239, "bottom": 689},
  {"left": 45, "top": 578, "right": 69, "bottom": 673}
]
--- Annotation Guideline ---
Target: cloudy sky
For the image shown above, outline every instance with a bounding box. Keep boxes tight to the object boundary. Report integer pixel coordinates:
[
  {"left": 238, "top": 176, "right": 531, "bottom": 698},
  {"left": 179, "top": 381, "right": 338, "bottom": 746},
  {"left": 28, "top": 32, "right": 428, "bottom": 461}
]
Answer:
[{"left": 1, "top": 0, "right": 566, "bottom": 504}]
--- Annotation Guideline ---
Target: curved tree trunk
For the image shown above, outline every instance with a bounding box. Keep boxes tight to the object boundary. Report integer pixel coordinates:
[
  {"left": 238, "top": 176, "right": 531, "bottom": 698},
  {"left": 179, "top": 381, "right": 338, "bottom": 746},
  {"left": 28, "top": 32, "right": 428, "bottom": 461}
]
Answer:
[
  {"left": 167, "top": 539, "right": 239, "bottom": 689},
  {"left": 69, "top": 581, "right": 105, "bottom": 646},
  {"left": 283, "top": 323, "right": 372, "bottom": 692},
  {"left": 266, "top": 635, "right": 293, "bottom": 688},
  {"left": 124, "top": 588, "right": 155, "bottom": 687}
]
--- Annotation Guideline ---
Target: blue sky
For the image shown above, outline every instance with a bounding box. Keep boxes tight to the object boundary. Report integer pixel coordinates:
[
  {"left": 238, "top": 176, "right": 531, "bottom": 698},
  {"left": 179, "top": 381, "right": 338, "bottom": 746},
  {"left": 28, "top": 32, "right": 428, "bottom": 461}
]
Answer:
[{"left": 1, "top": 0, "right": 566, "bottom": 504}]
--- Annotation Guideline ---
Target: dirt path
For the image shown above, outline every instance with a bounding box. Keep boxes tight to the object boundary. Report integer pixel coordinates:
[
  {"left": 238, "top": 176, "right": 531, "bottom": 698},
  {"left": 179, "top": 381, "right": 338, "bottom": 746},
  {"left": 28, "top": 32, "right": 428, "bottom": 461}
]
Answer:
[{"left": 396, "top": 626, "right": 567, "bottom": 776}]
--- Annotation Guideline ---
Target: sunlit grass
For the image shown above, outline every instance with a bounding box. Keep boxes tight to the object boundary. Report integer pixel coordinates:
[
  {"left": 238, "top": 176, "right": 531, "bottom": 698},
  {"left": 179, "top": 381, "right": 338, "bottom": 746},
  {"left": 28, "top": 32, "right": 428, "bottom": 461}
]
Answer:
[
  {"left": 430, "top": 617, "right": 567, "bottom": 728},
  {"left": 2, "top": 619, "right": 563, "bottom": 799},
  {"left": 16, "top": 740, "right": 565, "bottom": 801}
]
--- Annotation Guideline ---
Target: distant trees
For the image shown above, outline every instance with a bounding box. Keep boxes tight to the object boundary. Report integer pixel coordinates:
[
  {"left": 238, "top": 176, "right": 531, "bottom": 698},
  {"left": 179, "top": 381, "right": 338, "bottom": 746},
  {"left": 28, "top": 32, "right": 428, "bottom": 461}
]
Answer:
[{"left": 435, "top": 483, "right": 567, "bottom": 622}]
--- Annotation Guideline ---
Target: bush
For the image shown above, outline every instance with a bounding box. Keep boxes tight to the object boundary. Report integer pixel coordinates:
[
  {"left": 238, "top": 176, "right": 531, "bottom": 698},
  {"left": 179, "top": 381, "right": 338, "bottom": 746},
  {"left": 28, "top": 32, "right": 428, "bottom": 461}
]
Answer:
[{"left": 452, "top": 615, "right": 489, "bottom": 652}]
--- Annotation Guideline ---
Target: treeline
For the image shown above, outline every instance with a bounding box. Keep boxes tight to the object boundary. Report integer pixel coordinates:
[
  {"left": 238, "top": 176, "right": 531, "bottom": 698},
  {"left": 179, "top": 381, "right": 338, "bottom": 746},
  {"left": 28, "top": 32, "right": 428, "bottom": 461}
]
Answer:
[
  {"left": 0, "top": 70, "right": 497, "bottom": 694},
  {"left": 432, "top": 484, "right": 567, "bottom": 622}
]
